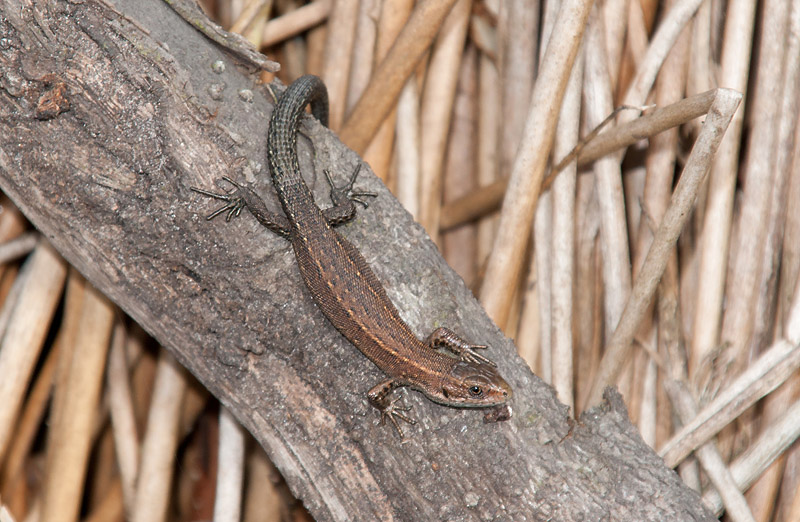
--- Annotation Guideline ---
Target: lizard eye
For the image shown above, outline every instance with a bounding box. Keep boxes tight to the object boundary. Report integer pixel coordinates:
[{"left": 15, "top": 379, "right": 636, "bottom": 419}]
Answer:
[{"left": 469, "top": 385, "right": 483, "bottom": 397}]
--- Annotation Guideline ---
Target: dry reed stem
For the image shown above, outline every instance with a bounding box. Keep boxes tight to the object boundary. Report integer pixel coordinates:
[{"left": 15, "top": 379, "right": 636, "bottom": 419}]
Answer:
[
  {"left": 243, "top": 450, "right": 283, "bottom": 521},
  {"left": 441, "top": 46, "right": 478, "bottom": 282},
  {"left": 585, "top": 88, "right": 741, "bottom": 407},
  {"left": 0, "top": 199, "right": 27, "bottom": 292},
  {"left": 601, "top": 0, "right": 627, "bottom": 95},
  {"left": 106, "top": 321, "right": 139, "bottom": 516},
  {"left": 229, "top": 0, "right": 271, "bottom": 35},
  {"left": 661, "top": 274, "right": 800, "bottom": 468},
  {"left": 665, "top": 379, "right": 756, "bottom": 521},
  {"left": 242, "top": 3, "right": 272, "bottom": 49},
  {"left": 786, "top": 477, "right": 800, "bottom": 522},
  {"left": 362, "top": 0, "right": 414, "bottom": 182},
  {"left": 131, "top": 349, "right": 188, "bottom": 522},
  {"left": 468, "top": 9, "right": 496, "bottom": 59},
  {"left": 344, "top": 0, "right": 377, "bottom": 114},
  {"left": 548, "top": 47, "right": 582, "bottom": 413},
  {"left": 746, "top": 380, "right": 798, "bottom": 520},
  {"left": 779, "top": 82, "right": 800, "bottom": 331},
  {"left": 583, "top": 14, "right": 631, "bottom": 344},
  {"left": 656, "top": 260, "right": 680, "bottom": 446},
  {"left": 439, "top": 89, "right": 717, "bottom": 232},
  {"left": 22, "top": 498, "right": 40, "bottom": 522},
  {"left": 475, "top": 52, "right": 499, "bottom": 264},
  {"left": 339, "top": 0, "right": 459, "bottom": 152},
  {"left": 0, "top": 233, "right": 36, "bottom": 266},
  {"left": 686, "top": 0, "right": 712, "bottom": 97},
  {"left": 40, "top": 284, "right": 114, "bottom": 522},
  {"left": 47, "top": 272, "right": 86, "bottom": 465},
  {"left": 394, "top": 79, "right": 421, "bottom": 216},
  {"left": 659, "top": 266, "right": 753, "bottom": 520},
  {"left": 776, "top": 0, "right": 800, "bottom": 323},
  {"left": 620, "top": 0, "right": 705, "bottom": 109},
  {"left": 0, "top": 242, "right": 66, "bottom": 463},
  {"left": 0, "top": 339, "right": 58, "bottom": 497},
  {"left": 660, "top": 338, "right": 800, "bottom": 468},
  {"left": 478, "top": 0, "right": 591, "bottom": 330},
  {"left": 573, "top": 182, "right": 602, "bottom": 409},
  {"left": 0, "top": 504, "right": 16, "bottom": 522},
  {"left": 416, "top": 0, "right": 471, "bottom": 238},
  {"left": 84, "top": 479, "right": 123, "bottom": 522},
  {"left": 0, "top": 338, "right": 57, "bottom": 514},
  {"left": 533, "top": 194, "right": 552, "bottom": 383},
  {"left": 516, "top": 254, "right": 541, "bottom": 376},
  {"left": 702, "top": 395, "right": 800, "bottom": 516},
  {"left": 0, "top": 506, "right": 14, "bottom": 522},
  {"left": 0, "top": 265, "right": 24, "bottom": 367},
  {"left": 622, "top": 0, "right": 649, "bottom": 76},
  {"left": 439, "top": 178, "right": 505, "bottom": 231},
  {"left": 213, "top": 407, "right": 246, "bottom": 522},
  {"left": 262, "top": 0, "right": 331, "bottom": 48},
  {"left": 745, "top": 3, "right": 800, "bottom": 513},
  {"left": 689, "top": 0, "right": 757, "bottom": 374},
  {"left": 661, "top": 273, "right": 753, "bottom": 519},
  {"left": 719, "top": 0, "right": 789, "bottom": 379},
  {"left": 634, "top": 5, "right": 690, "bottom": 444},
  {"left": 749, "top": 15, "right": 797, "bottom": 355},
  {"left": 91, "top": 429, "right": 119, "bottom": 510},
  {"left": 305, "top": 14, "right": 327, "bottom": 77},
  {"left": 497, "top": 0, "right": 537, "bottom": 180},
  {"left": 320, "top": 0, "right": 359, "bottom": 130}
]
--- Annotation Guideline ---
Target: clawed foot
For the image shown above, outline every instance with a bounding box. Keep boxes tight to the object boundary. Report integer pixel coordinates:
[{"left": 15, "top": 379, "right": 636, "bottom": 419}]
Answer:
[
  {"left": 379, "top": 395, "right": 416, "bottom": 439},
  {"left": 325, "top": 164, "right": 377, "bottom": 208},
  {"left": 459, "top": 345, "right": 495, "bottom": 367},
  {"left": 191, "top": 177, "right": 249, "bottom": 221},
  {"left": 426, "top": 327, "right": 497, "bottom": 367}
]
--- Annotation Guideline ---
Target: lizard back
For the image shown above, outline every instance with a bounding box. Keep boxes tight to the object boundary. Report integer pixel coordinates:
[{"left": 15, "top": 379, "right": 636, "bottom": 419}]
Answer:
[{"left": 266, "top": 76, "right": 458, "bottom": 384}]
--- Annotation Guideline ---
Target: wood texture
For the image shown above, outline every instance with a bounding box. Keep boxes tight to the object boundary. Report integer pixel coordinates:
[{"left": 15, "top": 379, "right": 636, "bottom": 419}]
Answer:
[{"left": 0, "top": 0, "right": 713, "bottom": 520}]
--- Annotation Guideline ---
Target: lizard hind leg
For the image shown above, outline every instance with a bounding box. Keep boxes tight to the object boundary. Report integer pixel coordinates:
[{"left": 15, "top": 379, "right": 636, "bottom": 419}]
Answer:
[
  {"left": 425, "top": 327, "right": 496, "bottom": 367},
  {"left": 322, "top": 164, "right": 377, "bottom": 226}
]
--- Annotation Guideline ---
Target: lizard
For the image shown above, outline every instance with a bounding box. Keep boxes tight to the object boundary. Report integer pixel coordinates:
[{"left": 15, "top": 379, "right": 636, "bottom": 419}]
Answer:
[{"left": 193, "top": 74, "right": 512, "bottom": 436}]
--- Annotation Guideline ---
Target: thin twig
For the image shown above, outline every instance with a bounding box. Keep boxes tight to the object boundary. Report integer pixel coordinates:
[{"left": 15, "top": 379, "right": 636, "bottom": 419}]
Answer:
[
  {"left": 213, "top": 407, "right": 246, "bottom": 522},
  {"left": 0, "top": 242, "right": 66, "bottom": 463},
  {"left": 702, "top": 396, "right": 800, "bottom": 516},
  {"left": 585, "top": 89, "right": 742, "bottom": 407},
  {"left": 261, "top": 0, "right": 331, "bottom": 48},
  {"left": 0, "top": 232, "right": 37, "bottom": 265},
  {"left": 339, "top": 0, "right": 460, "bottom": 152},
  {"left": 131, "top": 349, "right": 188, "bottom": 522},
  {"left": 439, "top": 89, "right": 717, "bottom": 231},
  {"left": 478, "top": 0, "right": 592, "bottom": 329},
  {"left": 40, "top": 284, "right": 115, "bottom": 522},
  {"left": 418, "top": 0, "right": 472, "bottom": 238}
]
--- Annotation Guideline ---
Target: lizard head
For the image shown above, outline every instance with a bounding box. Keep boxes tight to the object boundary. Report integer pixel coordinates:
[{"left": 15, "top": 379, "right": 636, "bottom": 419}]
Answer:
[{"left": 437, "top": 360, "right": 512, "bottom": 407}]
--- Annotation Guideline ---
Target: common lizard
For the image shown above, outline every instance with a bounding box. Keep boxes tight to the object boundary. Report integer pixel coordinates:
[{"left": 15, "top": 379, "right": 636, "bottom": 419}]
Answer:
[{"left": 193, "top": 75, "right": 512, "bottom": 436}]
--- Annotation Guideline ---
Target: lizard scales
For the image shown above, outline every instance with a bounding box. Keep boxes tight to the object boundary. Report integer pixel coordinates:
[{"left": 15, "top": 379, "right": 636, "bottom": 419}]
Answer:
[{"left": 195, "top": 75, "right": 511, "bottom": 435}]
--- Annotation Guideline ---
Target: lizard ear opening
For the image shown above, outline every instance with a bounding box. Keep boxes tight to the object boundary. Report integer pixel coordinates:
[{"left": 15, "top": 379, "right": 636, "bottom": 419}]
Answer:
[{"left": 441, "top": 388, "right": 450, "bottom": 399}]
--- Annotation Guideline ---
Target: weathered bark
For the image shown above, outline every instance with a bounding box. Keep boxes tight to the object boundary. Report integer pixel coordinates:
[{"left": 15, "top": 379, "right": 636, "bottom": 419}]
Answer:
[{"left": 0, "top": 1, "right": 714, "bottom": 520}]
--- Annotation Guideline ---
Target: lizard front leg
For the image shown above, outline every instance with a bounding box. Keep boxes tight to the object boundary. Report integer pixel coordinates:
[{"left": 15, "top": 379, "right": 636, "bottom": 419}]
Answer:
[
  {"left": 367, "top": 379, "right": 415, "bottom": 438},
  {"left": 191, "top": 177, "right": 292, "bottom": 237}
]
